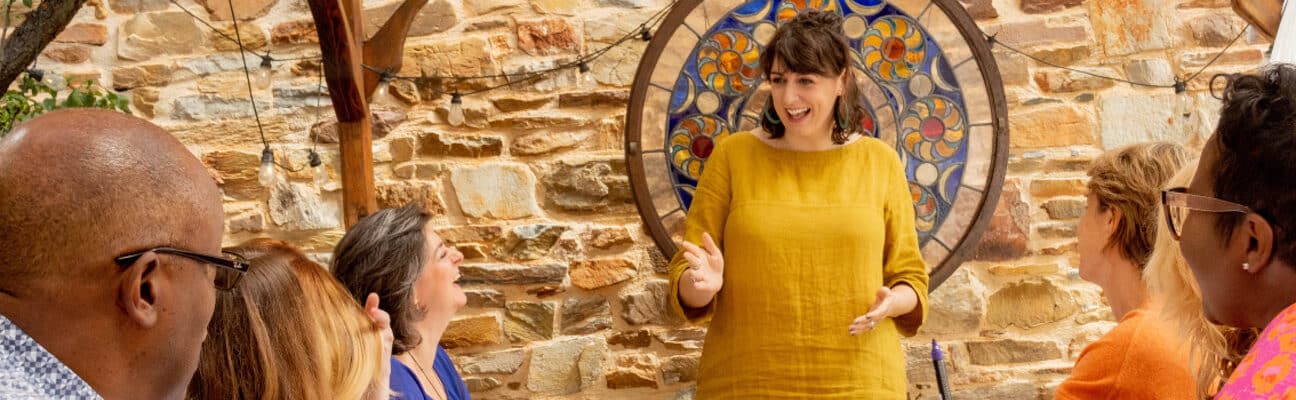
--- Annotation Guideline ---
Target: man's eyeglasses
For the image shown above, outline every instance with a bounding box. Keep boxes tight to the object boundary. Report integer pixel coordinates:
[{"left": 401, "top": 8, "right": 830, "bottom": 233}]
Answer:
[
  {"left": 114, "top": 247, "right": 250, "bottom": 290},
  {"left": 1161, "top": 187, "right": 1254, "bottom": 241}
]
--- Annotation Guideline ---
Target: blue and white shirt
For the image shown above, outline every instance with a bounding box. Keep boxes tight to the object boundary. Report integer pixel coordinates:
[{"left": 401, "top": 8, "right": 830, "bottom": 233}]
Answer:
[{"left": 0, "top": 314, "right": 101, "bottom": 399}]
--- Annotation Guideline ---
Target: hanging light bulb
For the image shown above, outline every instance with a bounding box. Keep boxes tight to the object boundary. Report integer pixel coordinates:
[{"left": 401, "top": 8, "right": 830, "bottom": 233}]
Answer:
[
  {"left": 308, "top": 150, "right": 327, "bottom": 187},
  {"left": 578, "top": 61, "right": 595, "bottom": 88},
  {"left": 254, "top": 54, "right": 273, "bottom": 89},
  {"left": 371, "top": 72, "right": 400, "bottom": 108},
  {"left": 374, "top": 78, "right": 390, "bottom": 100},
  {"left": 447, "top": 92, "right": 465, "bottom": 127},
  {"left": 42, "top": 72, "right": 66, "bottom": 91},
  {"left": 1171, "top": 79, "right": 1198, "bottom": 136},
  {"left": 26, "top": 69, "right": 68, "bottom": 91},
  {"left": 258, "top": 147, "right": 276, "bottom": 187}
]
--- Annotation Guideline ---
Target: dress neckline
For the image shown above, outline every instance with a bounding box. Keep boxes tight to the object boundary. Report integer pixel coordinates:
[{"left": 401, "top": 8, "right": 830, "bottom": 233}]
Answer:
[{"left": 746, "top": 129, "right": 870, "bottom": 156}]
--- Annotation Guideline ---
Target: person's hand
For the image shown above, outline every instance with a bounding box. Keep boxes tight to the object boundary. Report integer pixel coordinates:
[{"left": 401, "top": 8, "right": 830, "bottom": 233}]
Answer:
[
  {"left": 679, "top": 232, "right": 724, "bottom": 308},
  {"left": 364, "top": 293, "right": 394, "bottom": 399},
  {"left": 849, "top": 286, "right": 893, "bottom": 336}
]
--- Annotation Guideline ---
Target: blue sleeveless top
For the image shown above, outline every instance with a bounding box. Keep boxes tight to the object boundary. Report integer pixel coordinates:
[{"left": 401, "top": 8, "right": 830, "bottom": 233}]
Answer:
[{"left": 389, "top": 346, "right": 470, "bottom": 400}]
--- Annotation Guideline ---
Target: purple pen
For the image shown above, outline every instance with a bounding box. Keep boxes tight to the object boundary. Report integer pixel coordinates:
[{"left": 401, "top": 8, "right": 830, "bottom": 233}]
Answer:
[{"left": 932, "top": 339, "right": 953, "bottom": 400}]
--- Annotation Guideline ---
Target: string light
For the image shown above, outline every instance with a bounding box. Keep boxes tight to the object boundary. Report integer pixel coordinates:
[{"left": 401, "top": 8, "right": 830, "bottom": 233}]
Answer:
[
  {"left": 308, "top": 150, "right": 326, "bottom": 187},
  {"left": 578, "top": 61, "right": 595, "bottom": 88},
  {"left": 350, "top": 0, "right": 678, "bottom": 101},
  {"left": 258, "top": 147, "right": 276, "bottom": 187},
  {"left": 154, "top": 0, "right": 679, "bottom": 183},
  {"left": 986, "top": 25, "right": 1249, "bottom": 95},
  {"left": 447, "top": 92, "right": 465, "bottom": 127},
  {"left": 25, "top": 69, "right": 66, "bottom": 91},
  {"left": 310, "top": 62, "right": 326, "bottom": 190},
  {"left": 371, "top": 71, "right": 400, "bottom": 108},
  {"left": 254, "top": 54, "right": 273, "bottom": 89}
]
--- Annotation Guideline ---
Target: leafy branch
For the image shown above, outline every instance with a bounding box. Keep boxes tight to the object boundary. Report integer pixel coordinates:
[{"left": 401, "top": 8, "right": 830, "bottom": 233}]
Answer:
[{"left": 0, "top": 70, "right": 130, "bottom": 135}]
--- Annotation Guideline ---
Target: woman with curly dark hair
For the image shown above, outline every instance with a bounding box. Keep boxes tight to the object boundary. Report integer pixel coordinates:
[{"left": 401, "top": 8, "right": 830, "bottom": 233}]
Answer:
[{"left": 1166, "top": 63, "right": 1296, "bottom": 399}]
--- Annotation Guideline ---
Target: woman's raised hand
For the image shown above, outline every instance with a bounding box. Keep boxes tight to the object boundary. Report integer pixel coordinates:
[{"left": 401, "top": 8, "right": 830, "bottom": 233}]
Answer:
[{"left": 680, "top": 232, "right": 725, "bottom": 308}]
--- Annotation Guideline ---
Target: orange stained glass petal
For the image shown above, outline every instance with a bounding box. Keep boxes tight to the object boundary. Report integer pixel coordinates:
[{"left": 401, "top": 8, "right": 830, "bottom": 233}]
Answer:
[
  {"left": 715, "top": 32, "right": 733, "bottom": 49},
  {"left": 863, "top": 34, "right": 883, "bottom": 47},
  {"left": 720, "top": 51, "right": 742, "bottom": 73}
]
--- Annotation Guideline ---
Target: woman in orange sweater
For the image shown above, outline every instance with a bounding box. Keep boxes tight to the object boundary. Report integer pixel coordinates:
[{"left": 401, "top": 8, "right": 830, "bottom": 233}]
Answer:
[{"left": 1055, "top": 142, "right": 1195, "bottom": 399}]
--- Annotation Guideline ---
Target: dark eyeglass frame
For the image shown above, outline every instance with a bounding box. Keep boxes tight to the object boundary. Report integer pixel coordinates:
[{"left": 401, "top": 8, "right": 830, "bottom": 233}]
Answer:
[
  {"left": 1161, "top": 187, "right": 1254, "bottom": 241},
  {"left": 113, "top": 247, "right": 250, "bottom": 290}
]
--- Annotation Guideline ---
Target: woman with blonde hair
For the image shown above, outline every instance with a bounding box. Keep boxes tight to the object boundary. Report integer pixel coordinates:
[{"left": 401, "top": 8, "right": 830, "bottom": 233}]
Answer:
[
  {"left": 1054, "top": 141, "right": 1195, "bottom": 399},
  {"left": 1144, "top": 160, "right": 1256, "bottom": 399},
  {"left": 189, "top": 238, "right": 393, "bottom": 400}
]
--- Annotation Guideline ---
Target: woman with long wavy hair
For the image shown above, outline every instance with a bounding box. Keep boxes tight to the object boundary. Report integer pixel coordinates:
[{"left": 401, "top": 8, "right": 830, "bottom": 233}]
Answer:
[
  {"left": 1145, "top": 160, "right": 1257, "bottom": 399},
  {"left": 189, "top": 238, "right": 393, "bottom": 400}
]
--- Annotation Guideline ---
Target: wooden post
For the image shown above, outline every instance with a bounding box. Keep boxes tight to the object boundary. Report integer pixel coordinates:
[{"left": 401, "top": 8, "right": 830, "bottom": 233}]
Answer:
[{"left": 308, "top": 0, "right": 427, "bottom": 227}]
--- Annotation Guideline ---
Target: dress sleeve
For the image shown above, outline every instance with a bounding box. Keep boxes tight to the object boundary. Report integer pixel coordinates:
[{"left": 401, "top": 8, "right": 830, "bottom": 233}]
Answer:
[
  {"left": 880, "top": 146, "right": 929, "bottom": 337},
  {"left": 667, "top": 135, "right": 735, "bottom": 323}
]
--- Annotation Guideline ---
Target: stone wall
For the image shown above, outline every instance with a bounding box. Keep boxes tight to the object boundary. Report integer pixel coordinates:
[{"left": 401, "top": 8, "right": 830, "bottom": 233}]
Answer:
[{"left": 30, "top": 0, "right": 1269, "bottom": 397}]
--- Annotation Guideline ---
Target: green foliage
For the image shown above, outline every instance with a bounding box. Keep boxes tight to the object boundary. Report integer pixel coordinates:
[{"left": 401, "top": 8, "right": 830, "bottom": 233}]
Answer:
[{"left": 0, "top": 72, "right": 131, "bottom": 136}]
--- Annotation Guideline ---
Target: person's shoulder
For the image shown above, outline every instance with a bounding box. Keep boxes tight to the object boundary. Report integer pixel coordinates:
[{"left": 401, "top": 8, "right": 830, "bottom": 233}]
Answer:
[
  {"left": 852, "top": 135, "right": 899, "bottom": 160},
  {"left": 1080, "top": 319, "right": 1138, "bottom": 358},
  {"left": 1122, "top": 304, "right": 1187, "bottom": 348},
  {"left": 390, "top": 356, "right": 414, "bottom": 372},
  {"left": 706, "top": 130, "right": 760, "bottom": 162},
  {"left": 1112, "top": 307, "right": 1197, "bottom": 397},
  {"left": 718, "top": 130, "right": 759, "bottom": 150}
]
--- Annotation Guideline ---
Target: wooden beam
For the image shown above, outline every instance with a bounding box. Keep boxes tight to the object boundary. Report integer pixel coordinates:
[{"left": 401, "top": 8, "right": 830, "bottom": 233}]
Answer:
[
  {"left": 308, "top": 0, "right": 427, "bottom": 227},
  {"left": 1233, "top": 0, "right": 1282, "bottom": 39},
  {"left": 308, "top": 0, "right": 366, "bottom": 122},
  {"left": 309, "top": 0, "right": 374, "bottom": 227},
  {"left": 363, "top": 0, "right": 429, "bottom": 97}
]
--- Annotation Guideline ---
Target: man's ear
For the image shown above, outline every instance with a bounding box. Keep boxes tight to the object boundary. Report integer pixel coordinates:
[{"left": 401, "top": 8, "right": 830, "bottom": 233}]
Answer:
[{"left": 118, "top": 252, "right": 159, "bottom": 328}]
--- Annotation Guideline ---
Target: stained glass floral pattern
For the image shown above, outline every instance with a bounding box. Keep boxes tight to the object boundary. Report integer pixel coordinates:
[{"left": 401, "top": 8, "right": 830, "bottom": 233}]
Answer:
[
  {"left": 861, "top": 16, "right": 926, "bottom": 82},
  {"left": 776, "top": 0, "right": 838, "bottom": 23},
  {"left": 670, "top": 115, "right": 731, "bottom": 180},
  {"left": 901, "top": 96, "right": 965, "bottom": 163},
  {"left": 697, "top": 30, "right": 763, "bottom": 96}
]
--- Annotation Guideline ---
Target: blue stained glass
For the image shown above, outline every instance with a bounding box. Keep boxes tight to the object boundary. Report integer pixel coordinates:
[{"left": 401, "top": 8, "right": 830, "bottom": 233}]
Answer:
[{"left": 662, "top": 0, "right": 972, "bottom": 246}]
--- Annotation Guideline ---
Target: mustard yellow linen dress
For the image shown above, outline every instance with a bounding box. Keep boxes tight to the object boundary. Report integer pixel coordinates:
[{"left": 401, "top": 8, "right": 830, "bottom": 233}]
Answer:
[{"left": 667, "top": 132, "right": 929, "bottom": 399}]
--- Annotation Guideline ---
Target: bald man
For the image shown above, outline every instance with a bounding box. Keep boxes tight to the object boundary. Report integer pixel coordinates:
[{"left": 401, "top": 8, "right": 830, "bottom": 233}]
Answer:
[{"left": 0, "top": 109, "right": 240, "bottom": 399}]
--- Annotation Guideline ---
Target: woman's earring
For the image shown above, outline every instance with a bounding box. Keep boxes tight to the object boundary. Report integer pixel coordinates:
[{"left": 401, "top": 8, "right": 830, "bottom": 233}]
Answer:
[
  {"left": 763, "top": 102, "right": 782, "bottom": 126},
  {"left": 1243, "top": 262, "right": 1251, "bottom": 271},
  {"left": 834, "top": 98, "right": 850, "bottom": 133}
]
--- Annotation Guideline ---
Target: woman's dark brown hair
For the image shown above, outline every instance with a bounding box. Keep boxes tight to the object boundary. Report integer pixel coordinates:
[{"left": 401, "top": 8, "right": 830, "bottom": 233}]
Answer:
[
  {"left": 759, "top": 9, "right": 867, "bottom": 144},
  {"left": 331, "top": 203, "right": 431, "bottom": 355}
]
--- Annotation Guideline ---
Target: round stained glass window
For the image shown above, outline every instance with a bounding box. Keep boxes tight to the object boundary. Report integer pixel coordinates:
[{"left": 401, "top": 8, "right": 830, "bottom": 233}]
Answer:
[{"left": 625, "top": 0, "right": 1009, "bottom": 289}]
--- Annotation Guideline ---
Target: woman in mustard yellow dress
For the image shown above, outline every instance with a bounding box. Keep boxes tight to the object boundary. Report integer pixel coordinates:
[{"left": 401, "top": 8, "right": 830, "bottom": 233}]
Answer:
[{"left": 668, "top": 10, "right": 929, "bottom": 399}]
